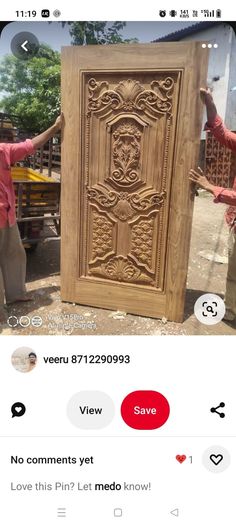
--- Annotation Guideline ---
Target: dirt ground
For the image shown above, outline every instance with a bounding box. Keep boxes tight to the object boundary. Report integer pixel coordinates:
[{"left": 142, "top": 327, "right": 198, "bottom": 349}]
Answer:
[{"left": 1, "top": 192, "right": 235, "bottom": 336}]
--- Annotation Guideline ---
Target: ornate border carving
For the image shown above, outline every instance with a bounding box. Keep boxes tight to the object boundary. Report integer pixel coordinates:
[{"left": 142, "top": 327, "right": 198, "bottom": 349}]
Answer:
[
  {"left": 87, "top": 77, "right": 174, "bottom": 116},
  {"left": 87, "top": 186, "right": 166, "bottom": 221}
]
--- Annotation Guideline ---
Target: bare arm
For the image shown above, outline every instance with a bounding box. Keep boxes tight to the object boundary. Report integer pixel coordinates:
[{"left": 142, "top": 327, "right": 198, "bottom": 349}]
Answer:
[
  {"left": 32, "top": 113, "right": 64, "bottom": 149},
  {"left": 189, "top": 167, "right": 236, "bottom": 206},
  {"left": 200, "top": 88, "right": 217, "bottom": 125},
  {"left": 189, "top": 167, "right": 215, "bottom": 194},
  {"left": 200, "top": 88, "right": 236, "bottom": 150}
]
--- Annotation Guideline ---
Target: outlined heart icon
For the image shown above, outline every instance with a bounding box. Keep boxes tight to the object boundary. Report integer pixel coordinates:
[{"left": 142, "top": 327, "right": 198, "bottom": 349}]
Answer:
[
  {"left": 210, "top": 454, "right": 223, "bottom": 466},
  {"left": 176, "top": 455, "right": 187, "bottom": 464}
]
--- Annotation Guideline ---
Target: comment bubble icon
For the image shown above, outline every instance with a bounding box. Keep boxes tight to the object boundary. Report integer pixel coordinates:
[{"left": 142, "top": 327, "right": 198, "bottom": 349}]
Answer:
[{"left": 11, "top": 402, "right": 26, "bottom": 418}]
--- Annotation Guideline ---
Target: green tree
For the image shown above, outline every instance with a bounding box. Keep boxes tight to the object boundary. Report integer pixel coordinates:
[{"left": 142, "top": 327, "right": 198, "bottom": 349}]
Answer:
[
  {"left": 0, "top": 24, "right": 138, "bottom": 133},
  {"left": 69, "top": 21, "right": 138, "bottom": 45},
  {"left": 0, "top": 45, "right": 60, "bottom": 133}
]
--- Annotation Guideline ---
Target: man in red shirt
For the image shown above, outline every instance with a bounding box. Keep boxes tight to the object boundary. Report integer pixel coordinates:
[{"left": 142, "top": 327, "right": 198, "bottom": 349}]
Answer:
[
  {"left": 189, "top": 88, "right": 236, "bottom": 322},
  {"left": 0, "top": 114, "right": 63, "bottom": 321}
]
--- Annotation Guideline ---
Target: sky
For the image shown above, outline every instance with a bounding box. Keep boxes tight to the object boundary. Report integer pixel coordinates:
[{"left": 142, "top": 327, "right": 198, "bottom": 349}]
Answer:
[{"left": 0, "top": 21, "right": 198, "bottom": 57}]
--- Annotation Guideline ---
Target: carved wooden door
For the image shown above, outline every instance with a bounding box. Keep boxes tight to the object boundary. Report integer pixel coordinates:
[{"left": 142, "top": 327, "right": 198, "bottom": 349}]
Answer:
[{"left": 61, "top": 43, "right": 208, "bottom": 321}]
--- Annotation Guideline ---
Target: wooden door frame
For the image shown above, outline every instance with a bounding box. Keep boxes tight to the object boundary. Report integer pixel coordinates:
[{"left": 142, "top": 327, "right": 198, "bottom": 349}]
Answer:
[{"left": 61, "top": 43, "right": 209, "bottom": 322}]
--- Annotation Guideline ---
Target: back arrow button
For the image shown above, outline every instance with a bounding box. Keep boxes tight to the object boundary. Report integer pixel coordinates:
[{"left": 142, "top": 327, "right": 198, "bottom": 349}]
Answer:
[
  {"left": 21, "top": 40, "right": 29, "bottom": 52},
  {"left": 11, "top": 32, "right": 39, "bottom": 60},
  {"left": 170, "top": 509, "right": 179, "bottom": 517}
]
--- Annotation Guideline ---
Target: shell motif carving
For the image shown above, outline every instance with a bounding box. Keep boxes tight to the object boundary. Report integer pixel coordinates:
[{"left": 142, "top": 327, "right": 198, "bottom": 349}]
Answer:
[{"left": 90, "top": 256, "right": 153, "bottom": 284}]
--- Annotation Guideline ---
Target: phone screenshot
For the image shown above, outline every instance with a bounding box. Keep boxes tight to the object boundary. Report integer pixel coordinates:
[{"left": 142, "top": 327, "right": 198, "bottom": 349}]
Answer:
[{"left": 0, "top": 2, "right": 235, "bottom": 526}]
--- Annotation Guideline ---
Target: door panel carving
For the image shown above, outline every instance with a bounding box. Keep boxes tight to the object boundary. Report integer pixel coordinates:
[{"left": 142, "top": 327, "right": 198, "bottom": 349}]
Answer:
[{"left": 83, "top": 72, "right": 178, "bottom": 289}]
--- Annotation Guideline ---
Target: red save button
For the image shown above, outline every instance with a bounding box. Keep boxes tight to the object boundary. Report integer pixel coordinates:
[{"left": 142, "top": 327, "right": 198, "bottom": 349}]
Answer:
[{"left": 121, "top": 390, "right": 170, "bottom": 430}]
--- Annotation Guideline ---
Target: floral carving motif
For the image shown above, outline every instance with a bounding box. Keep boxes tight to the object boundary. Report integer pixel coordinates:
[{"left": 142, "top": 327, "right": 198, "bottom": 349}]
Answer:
[
  {"left": 129, "top": 192, "right": 165, "bottom": 212},
  {"left": 87, "top": 78, "right": 121, "bottom": 114},
  {"left": 92, "top": 213, "right": 113, "bottom": 258},
  {"left": 88, "top": 187, "right": 166, "bottom": 221},
  {"left": 88, "top": 188, "right": 117, "bottom": 209},
  {"left": 87, "top": 77, "right": 174, "bottom": 115},
  {"left": 111, "top": 121, "right": 141, "bottom": 185},
  {"left": 135, "top": 78, "right": 174, "bottom": 114},
  {"left": 90, "top": 256, "right": 153, "bottom": 284},
  {"left": 131, "top": 219, "right": 154, "bottom": 268}
]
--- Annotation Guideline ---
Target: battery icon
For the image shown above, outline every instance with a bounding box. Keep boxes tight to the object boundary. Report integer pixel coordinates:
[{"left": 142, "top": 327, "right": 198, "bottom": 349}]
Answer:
[{"left": 216, "top": 9, "right": 221, "bottom": 18}]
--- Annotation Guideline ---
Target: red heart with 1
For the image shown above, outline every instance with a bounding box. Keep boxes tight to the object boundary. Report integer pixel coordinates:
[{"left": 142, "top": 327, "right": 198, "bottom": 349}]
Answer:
[{"left": 176, "top": 455, "right": 187, "bottom": 464}]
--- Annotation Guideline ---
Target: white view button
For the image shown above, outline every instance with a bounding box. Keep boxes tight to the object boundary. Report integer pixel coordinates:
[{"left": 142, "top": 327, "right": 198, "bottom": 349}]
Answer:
[{"left": 67, "top": 391, "right": 115, "bottom": 429}]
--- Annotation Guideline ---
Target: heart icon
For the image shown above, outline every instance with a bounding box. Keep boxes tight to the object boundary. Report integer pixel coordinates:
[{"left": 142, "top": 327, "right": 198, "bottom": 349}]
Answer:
[
  {"left": 176, "top": 455, "right": 186, "bottom": 464},
  {"left": 15, "top": 407, "right": 22, "bottom": 413},
  {"left": 210, "top": 454, "right": 223, "bottom": 466}
]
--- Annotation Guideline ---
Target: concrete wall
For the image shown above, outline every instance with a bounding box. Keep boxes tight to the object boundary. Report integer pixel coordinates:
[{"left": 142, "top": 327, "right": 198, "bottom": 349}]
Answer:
[
  {"left": 225, "top": 33, "right": 236, "bottom": 130},
  {"left": 181, "top": 23, "right": 235, "bottom": 131}
]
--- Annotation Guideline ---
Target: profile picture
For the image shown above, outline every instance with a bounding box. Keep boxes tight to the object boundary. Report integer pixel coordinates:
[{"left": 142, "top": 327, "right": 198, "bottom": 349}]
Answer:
[{"left": 11, "top": 347, "right": 37, "bottom": 373}]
